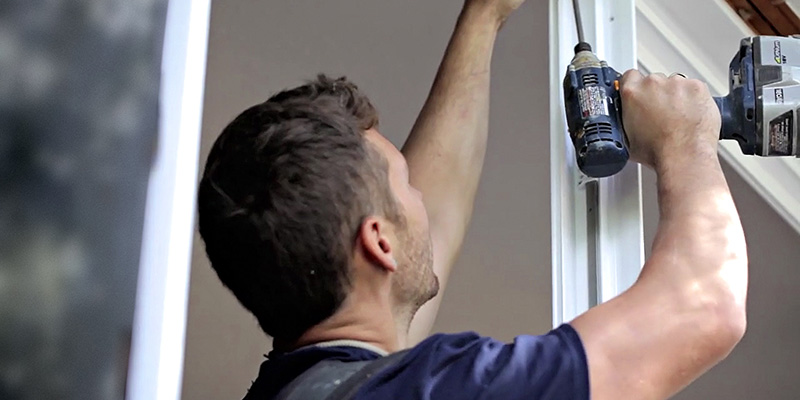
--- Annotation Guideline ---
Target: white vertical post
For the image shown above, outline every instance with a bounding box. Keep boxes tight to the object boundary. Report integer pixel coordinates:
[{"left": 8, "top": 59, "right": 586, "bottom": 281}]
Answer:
[
  {"left": 549, "top": 0, "right": 591, "bottom": 326},
  {"left": 126, "top": 0, "right": 211, "bottom": 399},
  {"left": 586, "top": 0, "right": 645, "bottom": 304},
  {"left": 550, "top": 0, "right": 644, "bottom": 326}
]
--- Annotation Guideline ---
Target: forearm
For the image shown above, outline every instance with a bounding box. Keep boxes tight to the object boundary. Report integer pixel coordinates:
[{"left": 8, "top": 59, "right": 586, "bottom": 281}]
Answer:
[
  {"left": 402, "top": 4, "right": 499, "bottom": 238},
  {"left": 605, "top": 148, "right": 749, "bottom": 397},
  {"left": 640, "top": 147, "right": 748, "bottom": 318},
  {"left": 571, "top": 148, "right": 748, "bottom": 399},
  {"left": 403, "top": 4, "right": 504, "bottom": 342}
]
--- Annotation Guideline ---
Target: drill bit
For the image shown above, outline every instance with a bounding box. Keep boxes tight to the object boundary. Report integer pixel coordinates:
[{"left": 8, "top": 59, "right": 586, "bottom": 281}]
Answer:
[{"left": 572, "top": 0, "right": 586, "bottom": 45}]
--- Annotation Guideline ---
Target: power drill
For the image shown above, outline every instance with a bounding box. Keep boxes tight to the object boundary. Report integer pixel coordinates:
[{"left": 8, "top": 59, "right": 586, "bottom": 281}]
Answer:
[{"left": 564, "top": 36, "right": 800, "bottom": 178}]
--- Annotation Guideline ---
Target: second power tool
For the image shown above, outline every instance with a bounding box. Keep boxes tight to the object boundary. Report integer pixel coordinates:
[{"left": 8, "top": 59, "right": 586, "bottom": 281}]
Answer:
[{"left": 563, "top": 36, "right": 800, "bottom": 178}]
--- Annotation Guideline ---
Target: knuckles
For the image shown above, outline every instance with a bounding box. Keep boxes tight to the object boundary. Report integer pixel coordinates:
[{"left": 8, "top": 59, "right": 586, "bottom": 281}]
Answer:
[
  {"left": 686, "top": 79, "right": 708, "bottom": 93},
  {"left": 619, "top": 83, "right": 637, "bottom": 99}
]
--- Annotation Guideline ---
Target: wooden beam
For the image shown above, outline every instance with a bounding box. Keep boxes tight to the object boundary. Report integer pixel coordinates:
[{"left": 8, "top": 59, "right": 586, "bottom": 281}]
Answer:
[
  {"left": 724, "top": 0, "right": 800, "bottom": 34},
  {"left": 750, "top": 0, "right": 799, "bottom": 34},
  {"left": 777, "top": 2, "right": 800, "bottom": 32}
]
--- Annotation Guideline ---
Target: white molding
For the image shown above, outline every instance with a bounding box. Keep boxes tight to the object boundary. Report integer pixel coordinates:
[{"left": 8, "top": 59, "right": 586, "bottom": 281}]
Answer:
[
  {"left": 550, "top": 0, "right": 644, "bottom": 326},
  {"left": 637, "top": 0, "right": 800, "bottom": 236},
  {"left": 550, "top": 0, "right": 592, "bottom": 326},
  {"left": 586, "top": 0, "right": 645, "bottom": 305},
  {"left": 783, "top": 0, "right": 800, "bottom": 16},
  {"left": 126, "top": 0, "right": 211, "bottom": 399}
]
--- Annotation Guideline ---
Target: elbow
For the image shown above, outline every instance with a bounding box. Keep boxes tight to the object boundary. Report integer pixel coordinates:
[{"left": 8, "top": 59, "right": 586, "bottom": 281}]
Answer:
[
  {"left": 679, "top": 269, "right": 748, "bottom": 361},
  {"left": 714, "top": 256, "right": 749, "bottom": 352},
  {"left": 695, "top": 253, "right": 749, "bottom": 357},
  {"left": 699, "top": 298, "right": 747, "bottom": 361},
  {"left": 717, "top": 305, "right": 747, "bottom": 349}
]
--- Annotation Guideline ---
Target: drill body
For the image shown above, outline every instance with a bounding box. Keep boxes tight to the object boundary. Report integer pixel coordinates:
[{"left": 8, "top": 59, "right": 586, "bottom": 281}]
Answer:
[
  {"left": 563, "top": 43, "right": 628, "bottom": 178},
  {"left": 564, "top": 36, "right": 800, "bottom": 179}
]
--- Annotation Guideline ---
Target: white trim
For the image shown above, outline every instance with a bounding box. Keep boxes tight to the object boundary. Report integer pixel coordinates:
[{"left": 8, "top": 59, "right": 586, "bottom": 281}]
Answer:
[
  {"left": 550, "top": 0, "right": 592, "bottom": 326},
  {"left": 788, "top": 0, "right": 800, "bottom": 15},
  {"left": 550, "top": 0, "right": 644, "bottom": 326},
  {"left": 587, "top": 0, "right": 645, "bottom": 304},
  {"left": 636, "top": 0, "right": 800, "bottom": 236},
  {"left": 125, "top": 0, "right": 211, "bottom": 399}
]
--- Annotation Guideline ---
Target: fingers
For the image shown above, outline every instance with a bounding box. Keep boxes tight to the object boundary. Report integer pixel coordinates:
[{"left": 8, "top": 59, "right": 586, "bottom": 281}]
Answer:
[
  {"left": 622, "top": 70, "right": 688, "bottom": 85},
  {"left": 616, "top": 69, "right": 720, "bottom": 170},
  {"left": 620, "top": 69, "right": 644, "bottom": 87}
]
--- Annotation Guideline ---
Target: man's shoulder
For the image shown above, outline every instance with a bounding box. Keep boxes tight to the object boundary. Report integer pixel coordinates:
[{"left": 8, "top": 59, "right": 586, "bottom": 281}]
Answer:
[
  {"left": 408, "top": 324, "right": 585, "bottom": 357},
  {"left": 412, "top": 330, "right": 485, "bottom": 349},
  {"left": 403, "top": 330, "right": 500, "bottom": 359},
  {"left": 355, "top": 325, "right": 589, "bottom": 399}
]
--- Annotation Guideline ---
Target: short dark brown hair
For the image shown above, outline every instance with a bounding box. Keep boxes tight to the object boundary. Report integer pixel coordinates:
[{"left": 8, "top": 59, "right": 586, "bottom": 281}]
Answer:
[{"left": 197, "top": 75, "right": 398, "bottom": 340}]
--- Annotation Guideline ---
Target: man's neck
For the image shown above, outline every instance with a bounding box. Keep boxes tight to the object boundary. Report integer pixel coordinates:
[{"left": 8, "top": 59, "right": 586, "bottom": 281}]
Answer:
[{"left": 275, "top": 292, "right": 410, "bottom": 354}]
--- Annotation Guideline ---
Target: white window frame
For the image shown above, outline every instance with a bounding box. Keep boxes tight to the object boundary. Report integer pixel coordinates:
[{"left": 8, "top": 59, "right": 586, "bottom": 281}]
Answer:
[
  {"left": 550, "top": 0, "right": 645, "bottom": 327},
  {"left": 126, "top": 0, "right": 211, "bottom": 399}
]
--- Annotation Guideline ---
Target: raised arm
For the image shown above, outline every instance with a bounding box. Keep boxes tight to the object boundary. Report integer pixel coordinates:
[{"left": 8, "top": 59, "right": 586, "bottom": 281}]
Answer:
[
  {"left": 571, "top": 71, "right": 749, "bottom": 399},
  {"left": 403, "top": 0, "right": 525, "bottom": 343}
]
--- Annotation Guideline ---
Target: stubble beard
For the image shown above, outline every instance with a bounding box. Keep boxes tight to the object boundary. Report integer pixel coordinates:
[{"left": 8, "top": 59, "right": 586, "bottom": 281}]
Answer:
[{"left": 394, "top": 228, "right": 439, "bottom": 318}]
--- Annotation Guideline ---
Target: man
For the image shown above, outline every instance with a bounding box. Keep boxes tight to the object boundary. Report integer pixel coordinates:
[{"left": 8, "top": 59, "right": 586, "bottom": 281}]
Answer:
[{"left": 197, "top": 0, "right": 749, "bottom": 398}]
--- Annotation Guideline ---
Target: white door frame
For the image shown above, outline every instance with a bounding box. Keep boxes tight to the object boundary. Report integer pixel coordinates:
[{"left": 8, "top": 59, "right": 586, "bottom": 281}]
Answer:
[
  {"left": 550, "top": 0, "right": 645, "bottom": 326},
  {"left": 126, "top": 0, "right": 211, "bottom": 399}
]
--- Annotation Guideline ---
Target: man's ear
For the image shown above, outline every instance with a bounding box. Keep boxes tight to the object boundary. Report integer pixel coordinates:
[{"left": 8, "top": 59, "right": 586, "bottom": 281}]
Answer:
[{"left": 358, "top": 216, "right": 398, "bottom": 272}]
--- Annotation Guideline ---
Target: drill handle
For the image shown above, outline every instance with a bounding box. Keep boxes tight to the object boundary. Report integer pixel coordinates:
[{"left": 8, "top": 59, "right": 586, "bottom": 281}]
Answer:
[
  {"left": 714, "top": 93, "right": 758, "bottom": 154},
  {"left": 714, "top": 96, "right": 731, "bottom": 140}
]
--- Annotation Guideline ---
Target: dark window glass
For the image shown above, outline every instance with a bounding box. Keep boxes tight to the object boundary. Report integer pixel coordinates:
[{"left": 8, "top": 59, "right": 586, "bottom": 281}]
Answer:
[{"left": 0, "top": 1, "right": 168, "bottom": 399}]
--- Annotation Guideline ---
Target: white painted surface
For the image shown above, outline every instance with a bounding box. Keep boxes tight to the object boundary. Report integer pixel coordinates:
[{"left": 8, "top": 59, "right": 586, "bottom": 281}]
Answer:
[
  {"left": 586, "top": 0, "right": 645, "bottom": 304},
  {"left": 785, "top": 0, "right": 800, "bottom": 15},
  {"left": 550, "top": 0, "right": 644, "bottom": 325},
  {"left": 550, "top": 0, "right": 591, "bottom": 326},
  {"left": 126, "top": 0, "right": 211, "bottom": 399}
]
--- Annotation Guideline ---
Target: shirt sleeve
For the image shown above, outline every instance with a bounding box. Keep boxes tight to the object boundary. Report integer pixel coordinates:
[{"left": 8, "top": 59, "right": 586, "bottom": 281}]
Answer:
[{"left": 355, "top": 324, "right": 589, "bottom": 400}]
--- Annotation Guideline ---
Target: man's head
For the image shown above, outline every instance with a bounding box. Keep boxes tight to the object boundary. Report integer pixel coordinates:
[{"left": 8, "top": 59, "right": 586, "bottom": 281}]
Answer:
[{"left": 197, "top": 75, "right": 438, "bottom": 341}]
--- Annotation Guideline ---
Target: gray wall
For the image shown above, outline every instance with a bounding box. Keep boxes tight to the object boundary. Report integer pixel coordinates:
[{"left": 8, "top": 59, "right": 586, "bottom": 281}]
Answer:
[{"left": 182, "top": 1, "right": 800, "bottom": 399}]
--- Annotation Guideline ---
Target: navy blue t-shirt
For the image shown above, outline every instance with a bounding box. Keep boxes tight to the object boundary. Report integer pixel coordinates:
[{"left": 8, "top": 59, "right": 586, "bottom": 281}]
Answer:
[{"left": 244, "top": 324, "right": 589, "bottom": 399}]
